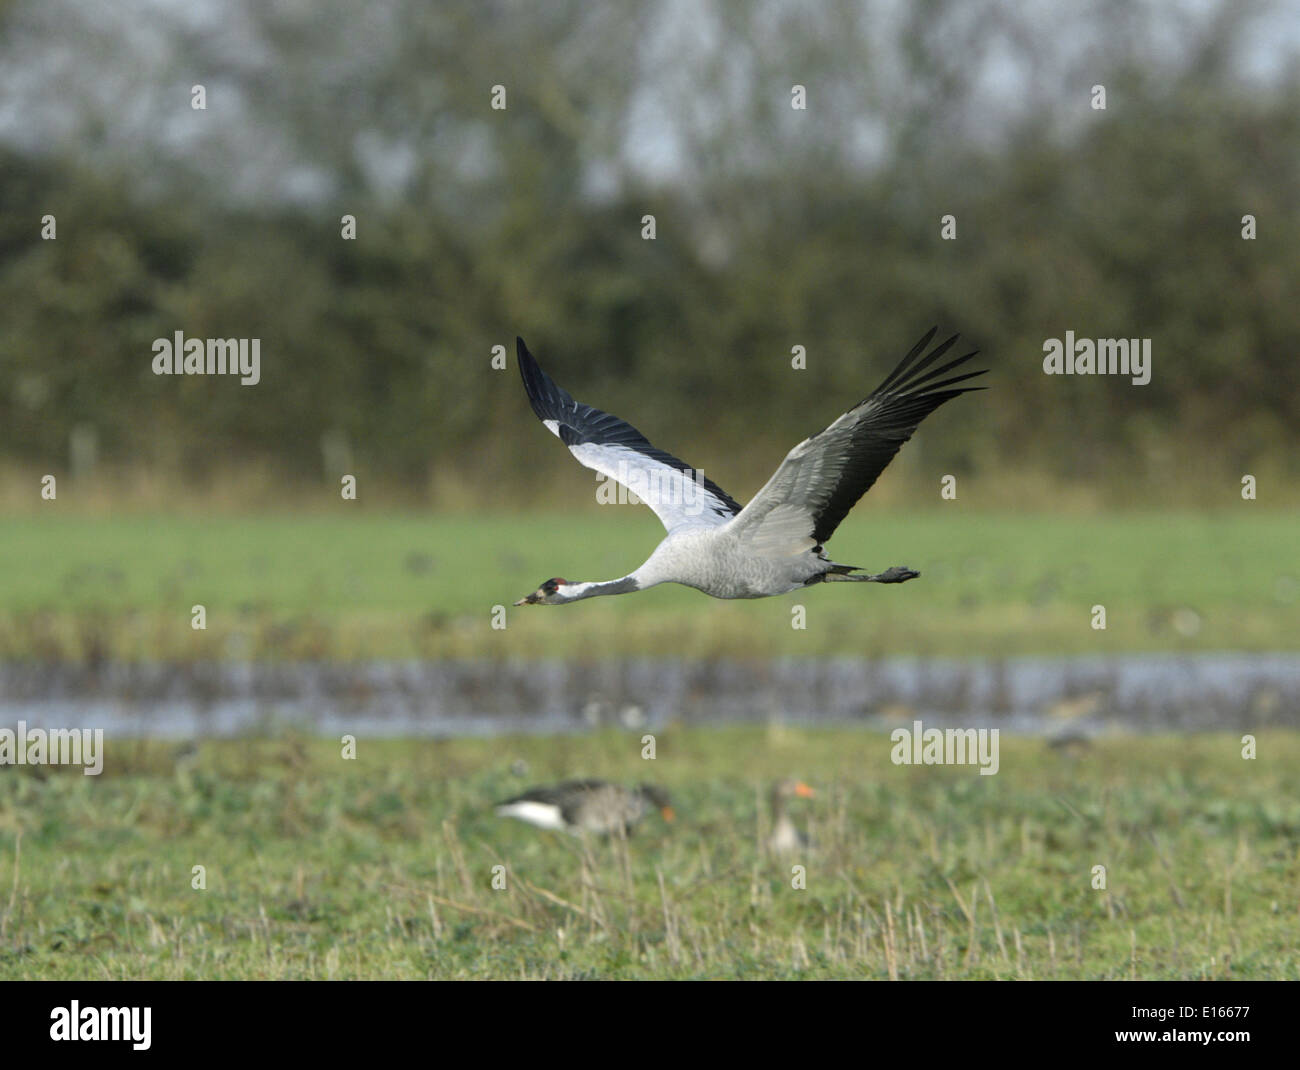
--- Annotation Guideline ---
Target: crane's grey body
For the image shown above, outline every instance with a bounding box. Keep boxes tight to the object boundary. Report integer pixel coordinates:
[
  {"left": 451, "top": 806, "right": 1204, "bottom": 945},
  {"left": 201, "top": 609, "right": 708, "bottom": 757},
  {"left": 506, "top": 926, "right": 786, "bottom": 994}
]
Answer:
[
  {"left": 630, "top": 526, "right": 825, "bottom": 600},
  {"left": 512, "top": 331, "right": 985, "bottom": 607}
]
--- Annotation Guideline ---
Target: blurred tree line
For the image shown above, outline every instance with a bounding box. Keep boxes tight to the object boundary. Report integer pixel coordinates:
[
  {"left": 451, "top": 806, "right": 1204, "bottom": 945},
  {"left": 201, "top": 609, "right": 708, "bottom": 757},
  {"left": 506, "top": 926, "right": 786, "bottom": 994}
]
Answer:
[{"left": 0, "top": 0, "right": 1296, "bottom": 506}]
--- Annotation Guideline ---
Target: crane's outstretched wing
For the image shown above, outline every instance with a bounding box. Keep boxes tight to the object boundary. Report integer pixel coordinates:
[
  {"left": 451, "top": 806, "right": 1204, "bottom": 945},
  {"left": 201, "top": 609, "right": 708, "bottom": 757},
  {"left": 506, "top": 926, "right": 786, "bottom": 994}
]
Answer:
[
  {"left": 724, "top": 328, "right": 986, "bottom": 555},
  {"left": 517, "top": 338, "right": 742, "bottom": 532}
]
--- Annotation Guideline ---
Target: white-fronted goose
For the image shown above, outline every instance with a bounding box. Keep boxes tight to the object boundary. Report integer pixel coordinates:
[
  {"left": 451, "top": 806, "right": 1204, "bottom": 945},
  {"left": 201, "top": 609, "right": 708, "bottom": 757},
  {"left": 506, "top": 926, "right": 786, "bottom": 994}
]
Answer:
[{"left": 495, "top": 779, "right": 675, "bottom": 836}]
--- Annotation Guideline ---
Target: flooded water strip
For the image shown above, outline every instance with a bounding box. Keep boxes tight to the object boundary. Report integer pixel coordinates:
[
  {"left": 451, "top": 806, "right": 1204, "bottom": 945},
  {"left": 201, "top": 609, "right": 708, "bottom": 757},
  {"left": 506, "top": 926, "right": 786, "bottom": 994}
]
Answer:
[{"left": 1, "top": 654, "right": 1297, "bottom": 739}]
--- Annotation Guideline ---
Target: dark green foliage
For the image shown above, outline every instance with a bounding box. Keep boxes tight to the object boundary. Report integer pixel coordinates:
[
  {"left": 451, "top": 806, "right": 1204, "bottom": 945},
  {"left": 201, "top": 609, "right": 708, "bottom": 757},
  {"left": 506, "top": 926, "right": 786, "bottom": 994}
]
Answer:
[{"left": 0, "top": 1, "right": 1295, "bottom": 503}]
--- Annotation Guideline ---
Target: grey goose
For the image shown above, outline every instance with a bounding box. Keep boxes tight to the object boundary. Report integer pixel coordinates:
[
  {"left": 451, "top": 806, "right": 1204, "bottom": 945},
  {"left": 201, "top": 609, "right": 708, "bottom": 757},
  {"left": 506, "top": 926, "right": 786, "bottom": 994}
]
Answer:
[
  {"left": 767, "top": 779, "right": 816, "bottom": 855},
  {"left": 495, "top": 779, "right": 675, "bottom": 836}
]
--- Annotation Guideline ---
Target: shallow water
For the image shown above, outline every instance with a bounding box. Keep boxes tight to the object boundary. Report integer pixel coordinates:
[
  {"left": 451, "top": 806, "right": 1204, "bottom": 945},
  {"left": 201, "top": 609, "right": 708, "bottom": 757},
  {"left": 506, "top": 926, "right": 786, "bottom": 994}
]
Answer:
[{"left": 2, "top": 654, "right": 1298, "bottom": 739}]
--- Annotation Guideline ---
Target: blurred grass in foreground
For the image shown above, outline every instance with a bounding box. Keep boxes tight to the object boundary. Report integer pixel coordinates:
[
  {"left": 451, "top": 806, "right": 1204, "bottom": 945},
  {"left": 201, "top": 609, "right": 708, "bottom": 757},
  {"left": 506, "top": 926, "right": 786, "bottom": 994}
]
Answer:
[
  {"left": 1, "top": 510, "right": 1296, "bottom": 660},
  {"left": 0, "top": 729, "right": 1296, "bottom": 980}
]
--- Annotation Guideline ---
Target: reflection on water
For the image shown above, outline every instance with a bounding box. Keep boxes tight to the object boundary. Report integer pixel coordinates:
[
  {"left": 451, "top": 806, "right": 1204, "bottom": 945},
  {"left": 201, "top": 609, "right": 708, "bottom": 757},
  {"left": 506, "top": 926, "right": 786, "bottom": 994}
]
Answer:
[{"left": 2, "top": 654, "right": 1298, "bottom": 739}]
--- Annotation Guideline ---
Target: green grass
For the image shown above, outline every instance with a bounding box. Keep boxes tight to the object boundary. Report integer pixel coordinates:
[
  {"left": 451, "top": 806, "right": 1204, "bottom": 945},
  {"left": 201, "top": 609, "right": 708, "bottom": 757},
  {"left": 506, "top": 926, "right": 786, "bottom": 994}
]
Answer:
[
  {"left": 1, "top": 729, "right": 1297, "bottom": 979},
  {"left": 2, "top": 509, "right": 1297, "bottom": 659}
]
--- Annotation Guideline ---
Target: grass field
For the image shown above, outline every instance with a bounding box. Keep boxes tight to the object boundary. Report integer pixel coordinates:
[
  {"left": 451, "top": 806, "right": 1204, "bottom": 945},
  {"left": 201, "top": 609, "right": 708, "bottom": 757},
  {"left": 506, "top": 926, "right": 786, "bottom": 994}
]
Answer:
[
  {"left": 3, "top": 509, "right": 1297, "bottom": 659},
  {"left": 0, "top": 728, "right": 1296, "bottom": 980},
  {"left": 4, "top": 509, "right": 1295, "bottom": 979}
]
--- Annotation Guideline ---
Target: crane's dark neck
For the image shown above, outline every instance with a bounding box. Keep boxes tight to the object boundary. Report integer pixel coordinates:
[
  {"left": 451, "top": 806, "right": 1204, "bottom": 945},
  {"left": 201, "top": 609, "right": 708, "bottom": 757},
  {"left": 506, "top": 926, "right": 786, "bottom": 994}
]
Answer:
[{"left": 558, "top": 575, "right": 640, "bottom": 602}]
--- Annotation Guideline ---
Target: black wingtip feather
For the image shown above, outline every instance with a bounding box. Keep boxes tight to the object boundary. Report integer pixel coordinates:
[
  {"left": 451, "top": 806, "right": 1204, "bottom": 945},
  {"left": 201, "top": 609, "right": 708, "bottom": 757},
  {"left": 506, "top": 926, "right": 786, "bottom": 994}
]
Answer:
[
  {"left": 911, "top": 368, "right": 988, "bottom": 393},
  {"left": 904, "top": 350, "right": 983, "bottom": 392},
  {"left": 876, "top": 326, "right": 941, "bottom": 392},
  {"left": 516, "top": 336, "right": 535, "bottom": 372},
  {"left": 516, "top": 336, "right": 580, "bottom": 427},
  {"left": 876, "top": 332, "right": 988, "bottom": 401}
]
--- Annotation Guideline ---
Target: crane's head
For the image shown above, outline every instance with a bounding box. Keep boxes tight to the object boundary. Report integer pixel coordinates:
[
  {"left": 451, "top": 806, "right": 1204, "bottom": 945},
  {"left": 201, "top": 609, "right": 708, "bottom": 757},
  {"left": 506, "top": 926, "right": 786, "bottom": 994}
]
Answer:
[{"left": 514, "top": 577, "right": 570, "bottom": 606}]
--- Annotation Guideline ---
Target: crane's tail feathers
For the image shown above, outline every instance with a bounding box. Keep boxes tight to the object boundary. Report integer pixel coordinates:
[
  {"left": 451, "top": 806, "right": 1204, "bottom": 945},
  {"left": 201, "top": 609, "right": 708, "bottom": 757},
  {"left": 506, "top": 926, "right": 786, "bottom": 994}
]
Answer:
[{"left": 824, "top": 565, "right": 920, "bottom": 584}]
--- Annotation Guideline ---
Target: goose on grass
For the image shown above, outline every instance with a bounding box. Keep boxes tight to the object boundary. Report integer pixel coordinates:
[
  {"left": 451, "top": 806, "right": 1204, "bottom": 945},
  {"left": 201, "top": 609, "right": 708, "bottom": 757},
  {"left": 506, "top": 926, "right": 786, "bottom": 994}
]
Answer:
[
  {"left": 766, "top": 779, "right": 816, "bottom": 855},
  {"left": 495, "top": 779, "right": 675, "bottom": 836},
  {"left": 512, "top": 329, "right": 985, "bottom": 607}
]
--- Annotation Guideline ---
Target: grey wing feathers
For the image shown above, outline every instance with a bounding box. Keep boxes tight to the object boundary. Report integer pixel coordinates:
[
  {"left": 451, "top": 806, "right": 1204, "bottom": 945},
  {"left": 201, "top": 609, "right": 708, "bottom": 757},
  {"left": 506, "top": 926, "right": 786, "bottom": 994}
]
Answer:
[
  {"left": 805, "top": 327, "right": 985, "bottom": 543},
  {"left": 729, "top": 328, "right": 986, "bottom": 548}
]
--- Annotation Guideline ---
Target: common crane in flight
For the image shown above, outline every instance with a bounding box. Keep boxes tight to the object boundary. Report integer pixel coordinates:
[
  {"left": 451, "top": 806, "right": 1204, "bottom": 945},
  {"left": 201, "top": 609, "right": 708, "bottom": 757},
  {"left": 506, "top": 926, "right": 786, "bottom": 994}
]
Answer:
[{"left": 513, "top": 329, "right": 984, "bottom": 607}]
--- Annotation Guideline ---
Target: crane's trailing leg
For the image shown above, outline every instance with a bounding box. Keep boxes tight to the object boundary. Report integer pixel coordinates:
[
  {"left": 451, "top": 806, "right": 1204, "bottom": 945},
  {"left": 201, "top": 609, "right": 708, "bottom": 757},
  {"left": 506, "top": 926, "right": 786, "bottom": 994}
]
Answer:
[
  {"left": 866, "top": 566, "right": 919, "bottom": 583},
  {"left": 823, "top": 565, "right": 919, "bottom": 584}
]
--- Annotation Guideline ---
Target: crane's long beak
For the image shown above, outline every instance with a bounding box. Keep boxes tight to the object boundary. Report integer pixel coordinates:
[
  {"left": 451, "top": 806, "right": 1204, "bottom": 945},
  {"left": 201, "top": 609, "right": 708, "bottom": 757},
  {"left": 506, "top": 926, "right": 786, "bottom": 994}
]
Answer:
[{"left": 513, "top": 593, "right": 537, "bottom": 606}]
